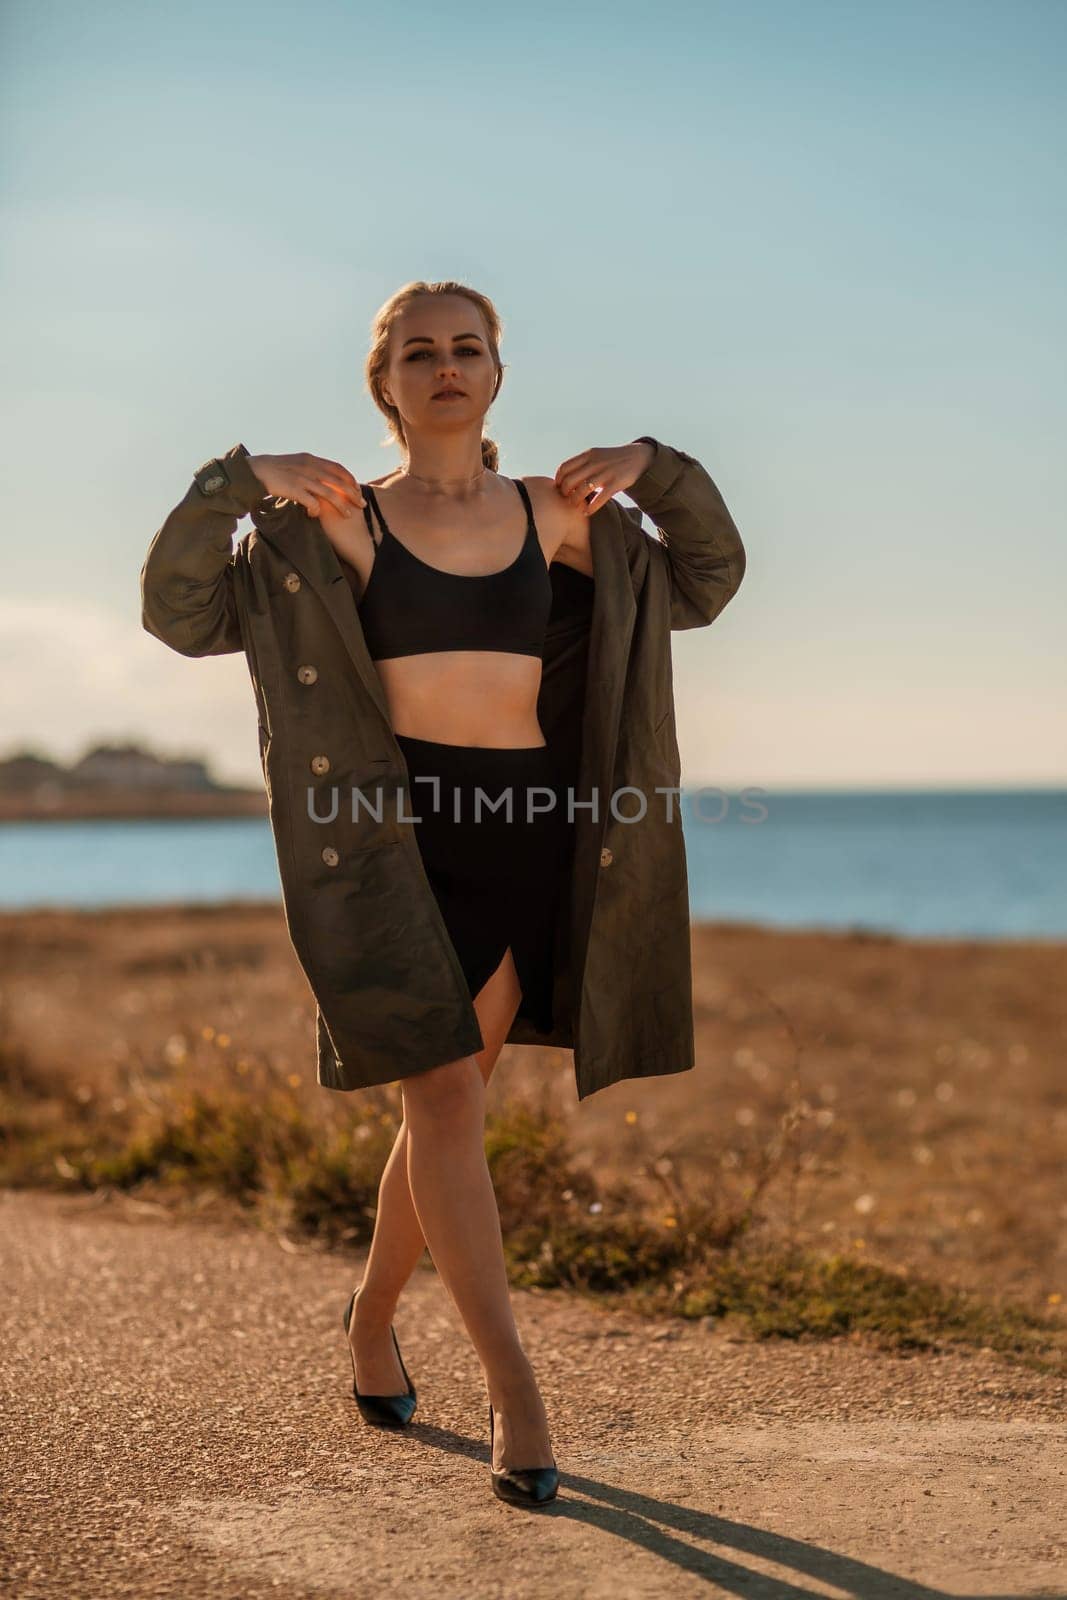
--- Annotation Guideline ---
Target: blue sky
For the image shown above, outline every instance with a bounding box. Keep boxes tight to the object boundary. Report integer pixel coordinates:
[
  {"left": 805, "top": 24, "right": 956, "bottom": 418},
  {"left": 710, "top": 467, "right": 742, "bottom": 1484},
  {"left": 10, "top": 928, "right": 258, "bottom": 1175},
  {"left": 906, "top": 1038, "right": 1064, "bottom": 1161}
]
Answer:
[{"left": 1, "top": 0, "right": 1064, "bottom": 789}]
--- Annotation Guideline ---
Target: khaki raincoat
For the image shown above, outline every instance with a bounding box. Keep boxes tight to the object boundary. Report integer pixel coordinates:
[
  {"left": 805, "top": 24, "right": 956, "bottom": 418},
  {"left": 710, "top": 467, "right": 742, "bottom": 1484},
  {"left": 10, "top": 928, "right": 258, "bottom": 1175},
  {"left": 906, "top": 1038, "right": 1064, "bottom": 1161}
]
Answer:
[{"left": 140, "top": 437, "right": 746, "bottom": 1100}]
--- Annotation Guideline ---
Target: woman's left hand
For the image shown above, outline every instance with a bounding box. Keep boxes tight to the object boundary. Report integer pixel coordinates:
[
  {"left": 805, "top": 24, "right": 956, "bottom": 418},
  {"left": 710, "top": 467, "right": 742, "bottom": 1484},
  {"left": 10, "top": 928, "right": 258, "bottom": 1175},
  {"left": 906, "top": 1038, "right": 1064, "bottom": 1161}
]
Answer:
[{"left": 554, "top": 440, "right": 655, "bottom": 517}]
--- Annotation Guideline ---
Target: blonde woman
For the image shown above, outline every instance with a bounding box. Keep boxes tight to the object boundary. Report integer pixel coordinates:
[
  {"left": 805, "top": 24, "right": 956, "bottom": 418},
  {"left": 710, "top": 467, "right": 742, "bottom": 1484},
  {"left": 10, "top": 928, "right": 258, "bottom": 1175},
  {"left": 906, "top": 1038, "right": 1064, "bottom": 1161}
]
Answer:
[{"left": 140, "top": 278, "right": 747, "bottom": 1509}]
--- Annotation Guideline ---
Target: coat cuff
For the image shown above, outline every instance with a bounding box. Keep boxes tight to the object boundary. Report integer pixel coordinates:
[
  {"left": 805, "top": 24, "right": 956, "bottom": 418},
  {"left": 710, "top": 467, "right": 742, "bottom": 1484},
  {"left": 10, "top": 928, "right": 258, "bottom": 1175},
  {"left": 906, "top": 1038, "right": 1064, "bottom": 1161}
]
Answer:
[
  {"left": 622, "top": 435, "right": 747, "bottom": 630},
  {"left": 627, "top": 436, "right": 687, "bottom": 506},
  {"left": 191, "top": 442, "right": 270, "bottom": 520}
]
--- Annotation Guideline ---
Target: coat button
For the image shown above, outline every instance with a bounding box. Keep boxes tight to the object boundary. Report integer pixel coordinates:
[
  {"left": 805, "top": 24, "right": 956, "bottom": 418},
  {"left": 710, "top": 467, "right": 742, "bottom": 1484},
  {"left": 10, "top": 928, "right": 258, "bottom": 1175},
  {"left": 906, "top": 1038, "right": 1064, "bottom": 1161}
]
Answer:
[
  {"left": 297, "top": 664, "right": 318, "bottom": 685},
  {"left": 310, "top": 754, "right": 331, "bottom": 775},
  {"left": 283, "top": 571, "right": 301, "bottom": 592},
  {"left": 321, "top": 846, "right": 340, "bottom": 867},
  {"left": 600, "top": 846, "right": 614, "bottom": 866}
]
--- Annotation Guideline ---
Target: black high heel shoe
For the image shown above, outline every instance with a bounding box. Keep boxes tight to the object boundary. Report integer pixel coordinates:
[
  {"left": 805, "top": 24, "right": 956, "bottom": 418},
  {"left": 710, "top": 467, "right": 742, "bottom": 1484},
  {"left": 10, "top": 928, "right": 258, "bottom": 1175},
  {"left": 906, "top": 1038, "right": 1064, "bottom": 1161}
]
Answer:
[
  {"left": 488, "top": 1401, "right": 559, "bottom": 1507},
  {"left": 341, "top": 1289, "right": 417, "bottom": 1428}
]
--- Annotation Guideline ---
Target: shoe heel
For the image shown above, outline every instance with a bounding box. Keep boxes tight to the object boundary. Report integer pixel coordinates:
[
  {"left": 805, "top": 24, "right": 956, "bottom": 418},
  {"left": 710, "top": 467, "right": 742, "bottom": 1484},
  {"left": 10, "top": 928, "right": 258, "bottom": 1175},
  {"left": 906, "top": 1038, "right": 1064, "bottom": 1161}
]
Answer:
[
  {"left": 488, "top": 1401, "right": 559, "bottom": 1507},
  {"left": 342, "top": 1288, "right": 417, "bottom": 1429}
]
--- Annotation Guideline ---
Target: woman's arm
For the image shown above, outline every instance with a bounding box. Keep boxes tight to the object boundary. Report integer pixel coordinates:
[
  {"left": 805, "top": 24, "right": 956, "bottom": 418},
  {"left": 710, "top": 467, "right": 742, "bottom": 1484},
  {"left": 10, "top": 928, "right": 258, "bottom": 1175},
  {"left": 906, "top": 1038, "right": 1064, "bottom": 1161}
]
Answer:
[
  {"left": 140, "top": 443, "right": 267, "bottom": 658},
  {"left": 625, "top": 436, "right": 747, "bottom": 630},
  {"left": 553, "top": 437, "right": 747, "bottom": 629}
]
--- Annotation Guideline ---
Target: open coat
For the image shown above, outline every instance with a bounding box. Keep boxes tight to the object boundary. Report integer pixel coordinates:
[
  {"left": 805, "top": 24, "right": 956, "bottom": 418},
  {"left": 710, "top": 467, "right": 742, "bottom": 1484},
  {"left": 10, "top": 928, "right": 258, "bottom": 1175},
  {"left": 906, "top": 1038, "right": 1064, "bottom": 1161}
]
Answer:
[{"left": 140, "top": 437, "right": 746, "bottom": 1101}]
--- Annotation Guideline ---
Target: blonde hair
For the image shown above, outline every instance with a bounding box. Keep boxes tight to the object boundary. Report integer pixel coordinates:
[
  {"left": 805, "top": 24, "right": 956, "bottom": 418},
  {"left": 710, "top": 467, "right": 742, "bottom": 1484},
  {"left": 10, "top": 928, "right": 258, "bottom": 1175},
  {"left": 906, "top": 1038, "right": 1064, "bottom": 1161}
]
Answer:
[{"left": 364, "top": 281, "right": 506, "bottom": 472}]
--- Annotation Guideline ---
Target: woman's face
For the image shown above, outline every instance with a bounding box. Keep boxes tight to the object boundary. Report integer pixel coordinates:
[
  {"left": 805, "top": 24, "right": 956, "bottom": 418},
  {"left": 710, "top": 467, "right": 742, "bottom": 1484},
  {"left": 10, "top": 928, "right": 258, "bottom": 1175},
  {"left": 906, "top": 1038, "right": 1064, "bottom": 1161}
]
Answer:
[{"left": 382, "top": 296, "right": 498, "bottom": 434}]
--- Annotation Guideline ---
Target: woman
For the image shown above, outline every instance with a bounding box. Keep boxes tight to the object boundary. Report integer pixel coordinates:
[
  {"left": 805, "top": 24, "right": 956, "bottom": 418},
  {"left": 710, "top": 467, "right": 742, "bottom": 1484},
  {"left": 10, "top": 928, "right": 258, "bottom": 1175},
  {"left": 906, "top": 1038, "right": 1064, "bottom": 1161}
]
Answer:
[{"left": 139, "top": 277, "right": 747, "bottom": 1511}]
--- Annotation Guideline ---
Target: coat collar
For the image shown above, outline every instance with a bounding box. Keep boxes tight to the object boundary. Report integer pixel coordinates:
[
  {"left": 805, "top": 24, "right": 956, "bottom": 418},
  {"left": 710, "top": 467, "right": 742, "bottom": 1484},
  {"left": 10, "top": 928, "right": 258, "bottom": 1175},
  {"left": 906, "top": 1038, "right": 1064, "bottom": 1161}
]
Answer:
[{"left": 250, "top": 494, "right": 642, "bottom": 738}]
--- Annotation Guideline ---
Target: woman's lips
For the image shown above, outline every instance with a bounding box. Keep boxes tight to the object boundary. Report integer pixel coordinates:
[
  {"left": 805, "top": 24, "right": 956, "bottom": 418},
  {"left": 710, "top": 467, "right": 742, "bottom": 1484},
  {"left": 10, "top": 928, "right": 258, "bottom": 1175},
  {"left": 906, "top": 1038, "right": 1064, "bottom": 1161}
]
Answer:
[{"left": 433, "top": 390, "right": 466, "bottom": 399}]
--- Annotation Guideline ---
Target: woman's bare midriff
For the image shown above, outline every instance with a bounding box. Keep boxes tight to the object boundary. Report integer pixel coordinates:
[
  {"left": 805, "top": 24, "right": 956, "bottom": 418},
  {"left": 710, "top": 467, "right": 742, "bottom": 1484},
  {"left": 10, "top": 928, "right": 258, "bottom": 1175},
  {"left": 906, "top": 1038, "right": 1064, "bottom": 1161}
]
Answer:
[{"left": 373, "top": 650, "right": 547, "bottom": 748}]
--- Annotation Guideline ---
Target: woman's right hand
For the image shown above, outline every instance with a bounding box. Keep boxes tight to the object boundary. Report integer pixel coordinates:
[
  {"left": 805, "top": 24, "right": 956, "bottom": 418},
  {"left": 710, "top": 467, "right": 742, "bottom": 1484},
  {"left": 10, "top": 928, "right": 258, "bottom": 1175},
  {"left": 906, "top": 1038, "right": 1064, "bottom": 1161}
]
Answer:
[{"left": 247, "top": 452, "right": 366, "bottom": 516}]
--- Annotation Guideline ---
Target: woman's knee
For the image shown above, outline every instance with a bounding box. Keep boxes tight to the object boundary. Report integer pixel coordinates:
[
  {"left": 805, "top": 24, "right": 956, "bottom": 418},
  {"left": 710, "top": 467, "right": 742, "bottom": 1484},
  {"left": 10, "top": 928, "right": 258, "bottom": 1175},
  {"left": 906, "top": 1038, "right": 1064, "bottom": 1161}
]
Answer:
[{"left": 400, "top": 1053, "right": 484, "bottom": 1125}]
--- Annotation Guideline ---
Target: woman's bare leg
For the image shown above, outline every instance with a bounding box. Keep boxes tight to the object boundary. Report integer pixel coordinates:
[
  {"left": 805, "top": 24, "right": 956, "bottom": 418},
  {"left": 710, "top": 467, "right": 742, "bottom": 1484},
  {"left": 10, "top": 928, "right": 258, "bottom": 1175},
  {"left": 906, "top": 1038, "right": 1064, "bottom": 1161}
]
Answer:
[
  {"left": 399, "top": 1009, "right": 554, "bottom": 1468},
  {"left": 347, "top": 949, "right": 521, "bottom": 1392}
]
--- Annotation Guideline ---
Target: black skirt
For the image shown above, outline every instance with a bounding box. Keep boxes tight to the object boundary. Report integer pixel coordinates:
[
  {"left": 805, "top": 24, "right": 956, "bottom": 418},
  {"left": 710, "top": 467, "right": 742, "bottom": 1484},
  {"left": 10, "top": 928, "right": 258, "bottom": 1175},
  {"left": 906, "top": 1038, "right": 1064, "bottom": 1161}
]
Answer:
[{"left": 394, "top": 733, "right": 571, "bottom": 1036}]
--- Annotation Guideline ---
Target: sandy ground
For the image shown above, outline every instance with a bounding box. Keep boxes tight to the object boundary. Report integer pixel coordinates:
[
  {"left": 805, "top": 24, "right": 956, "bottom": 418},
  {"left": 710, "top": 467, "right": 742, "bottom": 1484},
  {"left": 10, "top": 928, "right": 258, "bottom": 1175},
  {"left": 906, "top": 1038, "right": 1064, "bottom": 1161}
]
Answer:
[{"left": 2, "top": 1187, "right": 1064, "bottom": 1600}]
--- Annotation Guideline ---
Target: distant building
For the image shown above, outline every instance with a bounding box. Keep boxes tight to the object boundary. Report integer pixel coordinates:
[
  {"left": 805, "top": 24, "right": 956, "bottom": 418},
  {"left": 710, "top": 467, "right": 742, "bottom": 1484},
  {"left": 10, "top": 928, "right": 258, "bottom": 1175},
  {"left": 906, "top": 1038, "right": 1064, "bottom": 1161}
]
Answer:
[
  {"left": 0, "top": 752, "right": 65, "bottom": 793},
  {"left": 71, "top": 743, "right": 220, "bottom": 792},
  {"left": 0, "top": 742, "right": 224, "bottom": 794}
]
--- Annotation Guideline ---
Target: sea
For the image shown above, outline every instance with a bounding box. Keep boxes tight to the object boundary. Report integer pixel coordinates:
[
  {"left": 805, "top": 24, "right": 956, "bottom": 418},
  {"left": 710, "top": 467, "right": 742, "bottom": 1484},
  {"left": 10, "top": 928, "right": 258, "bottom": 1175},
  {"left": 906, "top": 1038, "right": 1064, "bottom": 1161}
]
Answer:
[{"left": 1, "top": 788, "right": 1064, "bottom": 940}]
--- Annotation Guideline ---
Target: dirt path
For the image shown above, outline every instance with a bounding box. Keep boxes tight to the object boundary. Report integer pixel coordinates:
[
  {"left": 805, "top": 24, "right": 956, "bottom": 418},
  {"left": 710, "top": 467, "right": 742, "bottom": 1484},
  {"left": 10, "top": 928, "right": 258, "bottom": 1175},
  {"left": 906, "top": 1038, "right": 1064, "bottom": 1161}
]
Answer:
[{"left": 2, "top": 1188, "right": 1064, "bottom": 1599}]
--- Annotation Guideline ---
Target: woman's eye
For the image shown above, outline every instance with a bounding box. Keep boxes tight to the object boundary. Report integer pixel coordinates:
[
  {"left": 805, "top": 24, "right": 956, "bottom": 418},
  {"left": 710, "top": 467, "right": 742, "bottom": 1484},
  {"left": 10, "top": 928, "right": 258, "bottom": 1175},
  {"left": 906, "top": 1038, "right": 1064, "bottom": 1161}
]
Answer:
[{"left": 405, "top": 347, "right": 481, "bottom": 361}]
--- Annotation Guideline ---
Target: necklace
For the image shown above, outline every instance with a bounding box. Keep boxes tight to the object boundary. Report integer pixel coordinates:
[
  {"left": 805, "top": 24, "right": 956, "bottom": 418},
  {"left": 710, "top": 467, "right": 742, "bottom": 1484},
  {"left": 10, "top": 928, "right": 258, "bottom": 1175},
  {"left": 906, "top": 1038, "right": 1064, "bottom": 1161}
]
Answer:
[{"left": 404, "top": 466, "right": 487, "bottom": 489}]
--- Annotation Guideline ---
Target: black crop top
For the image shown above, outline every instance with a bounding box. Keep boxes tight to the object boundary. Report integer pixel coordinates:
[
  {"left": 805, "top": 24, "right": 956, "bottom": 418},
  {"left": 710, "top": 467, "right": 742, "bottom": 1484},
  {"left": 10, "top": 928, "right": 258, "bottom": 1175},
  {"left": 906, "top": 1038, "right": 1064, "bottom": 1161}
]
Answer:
[{"left": 353, "top": 478, "right": 553, "bottom": 662}]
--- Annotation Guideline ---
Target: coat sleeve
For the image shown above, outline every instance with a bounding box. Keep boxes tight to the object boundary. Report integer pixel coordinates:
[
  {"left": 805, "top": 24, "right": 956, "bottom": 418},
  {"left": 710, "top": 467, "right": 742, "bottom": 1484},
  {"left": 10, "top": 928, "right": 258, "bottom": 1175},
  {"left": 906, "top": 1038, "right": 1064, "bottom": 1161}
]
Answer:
[
  {"left": 624, "top": 436, "right": 747, "bottom": 630},
  {"left": 140, "top": 443, "right": 268, "bottom": 658}
]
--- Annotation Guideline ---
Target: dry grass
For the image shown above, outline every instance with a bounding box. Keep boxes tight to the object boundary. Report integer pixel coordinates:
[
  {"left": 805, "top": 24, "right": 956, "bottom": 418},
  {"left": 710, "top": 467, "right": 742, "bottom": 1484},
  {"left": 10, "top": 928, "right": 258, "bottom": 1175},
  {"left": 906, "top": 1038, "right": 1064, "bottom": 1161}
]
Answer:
[{"left": 1, "top": 967, "right": 1061, "bottom": 1370}]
